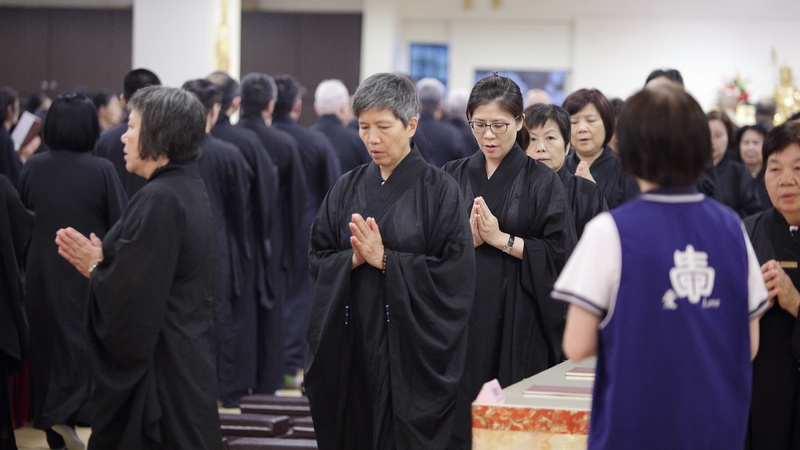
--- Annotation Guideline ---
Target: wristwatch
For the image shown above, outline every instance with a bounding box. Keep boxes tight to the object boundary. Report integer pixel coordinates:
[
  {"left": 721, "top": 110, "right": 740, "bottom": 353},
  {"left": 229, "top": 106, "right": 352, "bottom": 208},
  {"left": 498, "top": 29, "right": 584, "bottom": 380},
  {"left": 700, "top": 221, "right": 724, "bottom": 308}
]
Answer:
[{"left": 501, "top": 235, "right": 515, "bottom": 254}]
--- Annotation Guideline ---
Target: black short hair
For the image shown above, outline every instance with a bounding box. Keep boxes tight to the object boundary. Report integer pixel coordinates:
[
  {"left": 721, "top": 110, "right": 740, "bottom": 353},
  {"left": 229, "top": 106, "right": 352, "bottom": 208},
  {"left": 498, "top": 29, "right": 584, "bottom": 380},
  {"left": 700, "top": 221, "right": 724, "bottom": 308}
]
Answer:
[
  {"left": 274, "top": 74, "right": 303, "bottom": 119},
  {"left": 763, "top": 121, "right": 800, "bottom": 163},
  {"left": 240, "top": 72, "right": 277, "bottom": 117},
  {"left": 523, "top": 103, "right": 571, "bottom": 145},
  {"left": 182, "top": 79, "right": 221, "bottom": 114},
  {"left": 706, "top": 110, "right": 736, "bottom": 148},
  {"left": 43, "top": 93, "right": 99, "bottom": 152},
  {"left": 127, "top": 86, "right": 205, "bottom": 162},
  {"left": 91, "top": 89, "right": 117, "bottom": 109},
  {"left": 736, "top": 124, "right": 767, "bottom": 150},
  {"left": 123, "top": 68, "right": 161, "bottom": 101},
  {"left": 645, "top": 69, "right": 684, "bottom": 86},
  {"left": 562, "top": 88, "right": 615, "bottom": 148},
  {"left": 0, "top": 87, "right": 18, "bottom": 121},
  {"left": 207, "top": 71, "right": 240, "bottom": 111},
  {"left": 617, "top": 84, "right": 709, "bottom": 186},
  {"left": 467, "top": 73, "right": 528, "bottom": 149}
]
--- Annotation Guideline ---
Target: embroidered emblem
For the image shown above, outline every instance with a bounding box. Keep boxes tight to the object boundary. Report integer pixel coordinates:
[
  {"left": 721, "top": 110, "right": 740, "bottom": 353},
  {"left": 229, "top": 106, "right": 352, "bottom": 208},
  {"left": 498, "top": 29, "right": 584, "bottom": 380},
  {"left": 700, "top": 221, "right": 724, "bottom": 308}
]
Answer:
[{"left": 663, "top": 245, "right": 716, "bottom": 309}]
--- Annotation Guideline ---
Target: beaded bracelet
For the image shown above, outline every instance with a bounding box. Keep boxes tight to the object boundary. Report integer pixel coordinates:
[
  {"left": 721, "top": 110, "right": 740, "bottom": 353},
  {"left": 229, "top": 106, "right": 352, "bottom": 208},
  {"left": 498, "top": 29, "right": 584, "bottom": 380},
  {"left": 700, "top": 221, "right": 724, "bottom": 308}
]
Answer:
[{"left": 381, "top": 250, "right": 387, "bottom": 275}]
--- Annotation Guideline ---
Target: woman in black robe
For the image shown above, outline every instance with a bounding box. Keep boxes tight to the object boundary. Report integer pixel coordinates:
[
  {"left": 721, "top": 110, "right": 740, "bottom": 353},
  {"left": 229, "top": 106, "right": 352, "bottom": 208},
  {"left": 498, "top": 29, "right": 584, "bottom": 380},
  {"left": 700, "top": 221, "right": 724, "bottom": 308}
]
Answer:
[
  {"left": 563, "top": 88, "right": 639, "bottom": 209},
  {"left": 744, "top": 121, "right": 800, "bottom": 449},
  {"left": 443, "top": 74, "right": 577, "bottom": 448},
  {"left": 0, "top": 174, "right": 32, "bottom": 450},
  {"left": 18, "top": 93, "right": 127, "bottom": 448},
  {"left": 708, "top": 111, "right": 762, "bottom": 217},
  {"left": 305, "top": 73, "right": 475, "bottom": 449},
  {"left": 524, "top": 103, "right": 607, "bottom": 238},
  {"left": 56, "top": 86, "right": 221, "bottom": 449}
]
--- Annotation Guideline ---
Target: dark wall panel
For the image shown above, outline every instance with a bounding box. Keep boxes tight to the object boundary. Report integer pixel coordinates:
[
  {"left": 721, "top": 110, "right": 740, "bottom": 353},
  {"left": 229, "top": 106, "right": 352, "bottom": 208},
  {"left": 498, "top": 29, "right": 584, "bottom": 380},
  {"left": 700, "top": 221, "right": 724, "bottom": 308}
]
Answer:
[
  {"left": 0, "top": 9, "right": 50, "bottom": 95},
  {"left": 242, "top": 11, "right": 362, "bottom": 126},
  {"left": 50, "top": 9, "right": 133, "bottom": 93},
  {"left": 0, "top": 7, "right": 132, "bottom": 98}
]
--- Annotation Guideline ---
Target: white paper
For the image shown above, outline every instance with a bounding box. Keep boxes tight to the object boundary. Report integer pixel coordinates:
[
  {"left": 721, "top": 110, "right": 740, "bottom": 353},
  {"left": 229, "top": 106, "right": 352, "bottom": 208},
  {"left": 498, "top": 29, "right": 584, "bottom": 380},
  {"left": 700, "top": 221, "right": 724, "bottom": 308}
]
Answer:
[{"left": 11, "top": 110, "right": 41, "bottom": 151}]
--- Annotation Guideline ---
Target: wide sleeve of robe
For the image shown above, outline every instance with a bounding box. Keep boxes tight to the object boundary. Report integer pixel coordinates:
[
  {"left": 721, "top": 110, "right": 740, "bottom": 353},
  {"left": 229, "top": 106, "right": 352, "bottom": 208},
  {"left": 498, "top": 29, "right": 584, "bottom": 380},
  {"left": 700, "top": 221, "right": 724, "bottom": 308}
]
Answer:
[
  {"left": 509, "top": 162, "right": 576, "bottom": 379},
  {"left": 306, "top": 155, "right": 476, "bottom": 449},
  {"left": 0, "top": 175, "right": 32, "bottom": 369}
]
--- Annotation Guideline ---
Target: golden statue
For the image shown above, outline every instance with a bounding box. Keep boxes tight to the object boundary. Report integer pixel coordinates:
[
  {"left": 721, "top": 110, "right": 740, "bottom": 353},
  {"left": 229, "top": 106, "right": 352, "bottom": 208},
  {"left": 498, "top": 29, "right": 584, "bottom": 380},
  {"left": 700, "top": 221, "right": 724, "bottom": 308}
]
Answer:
[
  {"left": 215, "top": 0, "right": 230, "bottom": 72},
  {"left": 774, "top": 65, "right": 800, "bottom": 124}
]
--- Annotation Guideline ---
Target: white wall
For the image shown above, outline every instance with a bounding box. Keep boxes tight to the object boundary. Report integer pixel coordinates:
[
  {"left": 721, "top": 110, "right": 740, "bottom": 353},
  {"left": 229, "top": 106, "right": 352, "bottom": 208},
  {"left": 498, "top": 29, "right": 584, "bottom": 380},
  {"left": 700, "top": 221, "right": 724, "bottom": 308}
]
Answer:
[
  {"left": 572, "top": 17, "right": 800, "bottom": 110},
  {"left": 132, "top": 0, "right": 225, "bottom": 88}
]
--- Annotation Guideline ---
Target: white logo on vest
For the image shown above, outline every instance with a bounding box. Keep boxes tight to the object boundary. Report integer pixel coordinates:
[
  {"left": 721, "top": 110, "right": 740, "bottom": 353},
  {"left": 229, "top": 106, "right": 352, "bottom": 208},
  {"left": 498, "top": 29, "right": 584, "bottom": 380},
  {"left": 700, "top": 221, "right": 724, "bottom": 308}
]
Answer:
[{"left": 662, "top": 245, "right": 718, "bottom": 310}]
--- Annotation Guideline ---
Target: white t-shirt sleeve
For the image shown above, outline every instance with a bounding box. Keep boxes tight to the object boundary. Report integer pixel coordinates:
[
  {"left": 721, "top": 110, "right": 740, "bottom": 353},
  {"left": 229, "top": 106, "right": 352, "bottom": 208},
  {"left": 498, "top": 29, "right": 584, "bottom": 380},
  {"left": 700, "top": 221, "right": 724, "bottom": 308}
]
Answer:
[
  {"left": 552, "top": 212, "right": 621, "bottom": 318},
  {"left": 742, "top": 226, "right": 770, "bottom": 319}
]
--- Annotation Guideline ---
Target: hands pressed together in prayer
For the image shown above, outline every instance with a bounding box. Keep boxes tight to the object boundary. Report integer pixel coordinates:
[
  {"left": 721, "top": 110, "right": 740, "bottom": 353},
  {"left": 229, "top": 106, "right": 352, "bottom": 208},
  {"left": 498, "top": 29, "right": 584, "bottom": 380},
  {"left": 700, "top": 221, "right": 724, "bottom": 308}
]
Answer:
[
  {"left": 471, "top": 196, "right": 522, "bottom": 258},
  {"left": 55, "top": 227, "right": 104, "bottom": 278},
  {"left": 575, "top": 161, "right": 596, "bottom": 183},
  {"left": 762, "top": 259, "right": 800, "bottom": 317},
  {"left": 349, "top": 213, "right": 385, "bottom": 270}
]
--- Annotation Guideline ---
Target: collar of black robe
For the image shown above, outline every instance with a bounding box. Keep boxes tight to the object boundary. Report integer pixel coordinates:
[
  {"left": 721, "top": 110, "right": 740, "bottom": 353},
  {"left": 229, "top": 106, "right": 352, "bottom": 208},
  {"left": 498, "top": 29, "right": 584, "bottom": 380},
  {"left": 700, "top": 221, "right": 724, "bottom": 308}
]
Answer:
[
  {"left": 215, "top": 113, "right": 232, "bottom": 127},
  {"left": 145, "top": 157, "right": 197, "bottom": 182},
  {"left": 361, "top": 142, "right": 427, "bottom": 222},
  {"left": 467, "top": 142, "right": 527, "bottom": 212}
]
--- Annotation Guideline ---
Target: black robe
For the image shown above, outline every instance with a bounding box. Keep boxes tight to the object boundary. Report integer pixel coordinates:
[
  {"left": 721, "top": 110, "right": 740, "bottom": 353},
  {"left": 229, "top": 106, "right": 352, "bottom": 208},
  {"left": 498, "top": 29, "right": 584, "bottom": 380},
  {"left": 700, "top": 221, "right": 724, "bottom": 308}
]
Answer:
[
  {"left": 564, "top": 146, "right": 639, "bottom": 209},
  {"left": 86, "top": 160, "right": 221, "bottom": 449},
  {"left": 18, "top": 150, "right": 127, "bottom": 430},
  {"left": 446, "top": 117, "right": 480, "bottom": 160},
  {"left": 715, "top": 155, "right": 762, "bottom": 218},
  {"left": 0, "top": 128, "right": 20, "bottom": 187},
  {"left": 273, "top": 115, "right": 342, "bottom": 374},
  {"left": 744, "top": 208, "right": 800, "bottom": 449},
  {"left": 306, "top": 147, "right": 475, "bottom": 449},
  {"left": 237, "top": 114, "right": 307, "bottom": 390},
  {"left": 557, "top": 164, "right": 608, "bottom": 238},
  {"left": 94, "top": 119, "right": 147, "bottom": 198},
  {"left": 412, "top": 111, "right": 468, "bottom": 167},
  {"left": 197, "top": 135, "right": 256, "bottom": 406},
  {"left": 211, "top": 115, "right": 282, "bottom": 395},
  {"left": 0, "top": 175, "right": 32, "bottom": 450},
  {"left": 312, "top": 114, "right": 370, "bottom": 174},
  {"left": 443, "top": 145, "right": 576, "bottom": 448}
]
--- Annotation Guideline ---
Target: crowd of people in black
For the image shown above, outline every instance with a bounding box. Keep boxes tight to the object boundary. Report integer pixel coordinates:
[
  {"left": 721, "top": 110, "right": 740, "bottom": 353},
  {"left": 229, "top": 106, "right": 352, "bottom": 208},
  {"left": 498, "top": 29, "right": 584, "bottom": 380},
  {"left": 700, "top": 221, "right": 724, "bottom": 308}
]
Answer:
[{"left": 0, "top": 65, "right": 799, "bottom": 449}]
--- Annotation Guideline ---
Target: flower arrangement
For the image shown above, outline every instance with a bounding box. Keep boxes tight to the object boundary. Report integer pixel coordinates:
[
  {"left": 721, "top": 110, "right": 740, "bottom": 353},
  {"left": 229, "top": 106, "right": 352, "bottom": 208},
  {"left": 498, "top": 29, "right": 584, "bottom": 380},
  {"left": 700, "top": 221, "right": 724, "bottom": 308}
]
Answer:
[{"left": 720, "top": 75, "right": 750, "bottom": 104}]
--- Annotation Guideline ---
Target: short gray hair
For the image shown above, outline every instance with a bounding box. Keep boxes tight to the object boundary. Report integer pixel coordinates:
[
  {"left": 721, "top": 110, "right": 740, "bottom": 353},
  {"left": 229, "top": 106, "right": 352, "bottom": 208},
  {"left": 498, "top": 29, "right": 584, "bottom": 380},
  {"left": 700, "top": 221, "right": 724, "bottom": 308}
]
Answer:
[
  {"left": 353, "top": 73, "right": 417, "bottom": 127},
  {"left": 314, "top": 79, "right": 350, "bottom": 115},
  {"left": 127, "top": 86, "right": 206, "bottom": 162},
  {"left": 445, "top": 87, "right": 469, "bottom": 120},
  {"left": 416, "top": 77, "right": 445, "bottom": 112}
]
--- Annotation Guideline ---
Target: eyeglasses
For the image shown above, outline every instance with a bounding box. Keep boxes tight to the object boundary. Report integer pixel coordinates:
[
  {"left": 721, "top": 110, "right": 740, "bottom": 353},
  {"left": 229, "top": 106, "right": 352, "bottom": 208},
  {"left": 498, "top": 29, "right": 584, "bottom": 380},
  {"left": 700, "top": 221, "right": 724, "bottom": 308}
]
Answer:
[{"left": 468, "top": 117, "right": 520, "bottom": 134}]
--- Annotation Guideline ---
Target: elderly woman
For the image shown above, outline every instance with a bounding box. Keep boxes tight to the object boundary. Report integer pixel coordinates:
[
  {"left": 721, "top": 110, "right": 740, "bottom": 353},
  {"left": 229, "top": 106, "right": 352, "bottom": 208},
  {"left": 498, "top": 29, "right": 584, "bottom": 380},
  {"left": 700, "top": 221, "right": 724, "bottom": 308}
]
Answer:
[
  {"left": 558, "top": 82, "right": 767, "bottom": 449},
  {"left": 744, "top": 121, "right": 800, "bottom": 448},
  {"left": 524, "top": 103, "right": 607, "bottom": 238},
  {"left": 305, "top": 73, "right": 475, "bottom": 449},
  {"left": 443, "top": 74, "right": 576, "bottom": 448},
  {"left": 55, "top": 86, "right": 221, "bottom": 448},
  {"left": 563, "top": 88, "right": 639, "bottom": 208},
  {"left": 19, "top": 93, "right": 127, "bottom": 449}
]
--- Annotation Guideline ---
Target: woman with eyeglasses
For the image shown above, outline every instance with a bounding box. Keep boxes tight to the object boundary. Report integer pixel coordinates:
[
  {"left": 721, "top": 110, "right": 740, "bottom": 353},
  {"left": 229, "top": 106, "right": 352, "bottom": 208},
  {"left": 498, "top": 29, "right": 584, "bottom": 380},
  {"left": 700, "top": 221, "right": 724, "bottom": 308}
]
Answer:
[
  {"left": 443, "top": 73, "right": 576, "bottom": 448},
  {"left": 563, "top": 88, "right": 639, "bottom": 209},
  {"left": 18, "top": 93, "right": 128, "bottom": 449}
]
